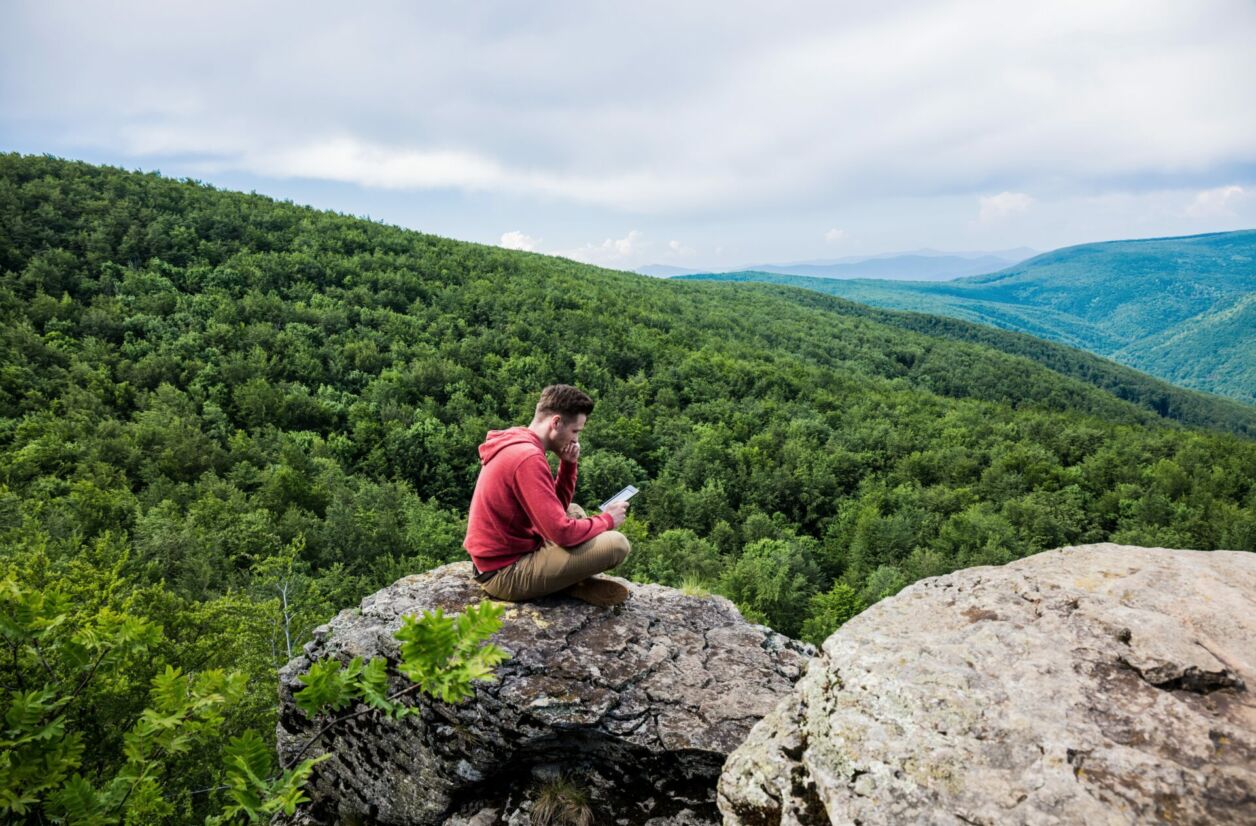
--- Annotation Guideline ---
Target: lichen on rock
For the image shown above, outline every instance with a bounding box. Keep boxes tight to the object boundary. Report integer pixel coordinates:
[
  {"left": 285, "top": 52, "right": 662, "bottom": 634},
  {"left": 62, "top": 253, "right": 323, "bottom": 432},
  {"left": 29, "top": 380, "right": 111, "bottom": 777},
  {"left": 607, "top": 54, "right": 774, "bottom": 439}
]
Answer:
[
  {"left": 275, "top": 562, "right": 813, "bottom": 825},
  {"left": 718, "top": 543, "right": 1256, "bottom": 826}
]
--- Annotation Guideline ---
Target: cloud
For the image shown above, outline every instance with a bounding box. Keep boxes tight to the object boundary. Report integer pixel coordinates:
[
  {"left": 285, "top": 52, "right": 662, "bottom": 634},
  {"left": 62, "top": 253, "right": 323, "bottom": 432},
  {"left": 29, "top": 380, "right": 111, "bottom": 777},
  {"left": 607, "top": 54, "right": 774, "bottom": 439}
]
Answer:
[
  {"left": 499, "top": 230, "right": 538, "bottom": 251},
  {"left": 168, "top": 134, "right": 740, "bottom": 212},
  {"left": 978, "top": 191, "right": 1035, "bottom": 223},
  {"left": 609, "top": 230, "right": 643, "bottom": 256},
  {"left": 260, "top": 139, "right": 505, "bottom": 190},
  {"left": 824, "top": 227, "right": 846, "bottom": 243},
  {"left": 4, "top": 0, "right": 1256, "bottom": 226},
  {"left": 668, "top": 239, "right": 695, "bottom": 256},
  {"left": 557, "top": 230, "right": 647, "bottom": 268},
  {"left": 1186, "top": 184, "right": 1246, "bottom": 218}
]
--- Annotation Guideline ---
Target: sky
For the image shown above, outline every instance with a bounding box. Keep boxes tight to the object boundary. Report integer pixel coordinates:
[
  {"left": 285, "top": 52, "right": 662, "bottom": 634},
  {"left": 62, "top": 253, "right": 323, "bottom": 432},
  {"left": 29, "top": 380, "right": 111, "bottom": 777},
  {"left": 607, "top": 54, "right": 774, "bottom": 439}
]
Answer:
[{"left": 3, "top": 0, "right": 1255, "bottom": 272}]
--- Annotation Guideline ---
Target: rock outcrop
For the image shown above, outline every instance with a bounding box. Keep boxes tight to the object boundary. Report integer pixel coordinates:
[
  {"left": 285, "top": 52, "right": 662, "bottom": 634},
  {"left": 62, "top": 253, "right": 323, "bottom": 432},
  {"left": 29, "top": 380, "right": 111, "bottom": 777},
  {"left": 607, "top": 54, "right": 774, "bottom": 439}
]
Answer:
[
  {"left": 276, "top": 562, "right": 813, "bottom": 825},
  {"left": 719, "top": 543, "right": 1256, "bottom": 825}
]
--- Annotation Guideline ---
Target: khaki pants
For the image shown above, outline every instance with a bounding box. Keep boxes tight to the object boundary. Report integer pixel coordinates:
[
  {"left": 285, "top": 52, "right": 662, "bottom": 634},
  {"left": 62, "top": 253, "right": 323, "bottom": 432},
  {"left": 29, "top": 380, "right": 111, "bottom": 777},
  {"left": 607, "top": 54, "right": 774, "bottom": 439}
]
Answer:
[{"left": 480, "top": 504, "right": 631, "bottom": 602}]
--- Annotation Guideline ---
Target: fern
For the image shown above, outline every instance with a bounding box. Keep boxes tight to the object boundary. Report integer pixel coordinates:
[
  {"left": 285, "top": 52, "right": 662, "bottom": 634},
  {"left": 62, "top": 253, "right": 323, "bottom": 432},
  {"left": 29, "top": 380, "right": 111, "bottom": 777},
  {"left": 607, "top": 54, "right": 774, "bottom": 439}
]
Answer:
[
  {"left": 0, "top": 578, "right": 244, "bottom": 824},
  {"left": 2, "top": 574, "right": 509, "bottom": 824},
  {"left": 393, "top": 601, "right": 509, "bottom": 703},
  {"left": 212, "top": 730, "right": 329, "bottom": 822},
  {"left": 293, "top": 656, "right": 364, "bottom": 715},
  {"left": 357, "top": 656, "right": 397, "bottom": 715},
  {"left": 275, "top": 599, "right": 509, "bottom": 798},
  {"left": 50, "top": 775, "right": 109, "bottom": 825}
]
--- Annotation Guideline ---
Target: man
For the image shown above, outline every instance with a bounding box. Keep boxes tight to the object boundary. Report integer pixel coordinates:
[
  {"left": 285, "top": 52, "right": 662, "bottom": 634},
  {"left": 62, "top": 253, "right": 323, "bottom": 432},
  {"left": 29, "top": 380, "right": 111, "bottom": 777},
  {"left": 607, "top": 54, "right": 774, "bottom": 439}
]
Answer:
[{"left": 464, "top": 384, "right": 633, "bottom": 607}]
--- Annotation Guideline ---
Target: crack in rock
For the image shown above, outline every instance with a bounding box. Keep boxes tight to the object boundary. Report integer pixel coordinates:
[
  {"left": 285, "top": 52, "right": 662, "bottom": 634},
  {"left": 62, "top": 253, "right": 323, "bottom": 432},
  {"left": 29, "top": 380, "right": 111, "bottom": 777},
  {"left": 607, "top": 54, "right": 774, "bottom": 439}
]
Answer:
[{"left": 276, "top": 563, "right": 811, "bottom": 825}]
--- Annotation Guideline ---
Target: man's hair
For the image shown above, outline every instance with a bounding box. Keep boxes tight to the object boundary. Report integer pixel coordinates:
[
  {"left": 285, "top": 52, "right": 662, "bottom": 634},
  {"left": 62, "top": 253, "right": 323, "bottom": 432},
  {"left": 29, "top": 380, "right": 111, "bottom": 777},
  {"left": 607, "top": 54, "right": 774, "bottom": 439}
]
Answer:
[{"left": 536, "top": 384, "right": 595, "bottom": 420}]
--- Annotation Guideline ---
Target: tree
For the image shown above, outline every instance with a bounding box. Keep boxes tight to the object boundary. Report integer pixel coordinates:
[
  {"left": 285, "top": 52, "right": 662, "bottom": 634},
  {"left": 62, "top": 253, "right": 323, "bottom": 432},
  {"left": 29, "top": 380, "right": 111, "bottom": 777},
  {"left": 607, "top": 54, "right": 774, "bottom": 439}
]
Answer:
[
  {"left": 800, "top": 582, "right": 865, "bottom": 646},
  {"left": 0, "top": 575, "right": 508, "bottom": 824},
  {"left": 719, "top": 538, "right": 819, "bottom": 637},
  {"left": 619, "top": 528, "right": 722, "bottom": 588}
]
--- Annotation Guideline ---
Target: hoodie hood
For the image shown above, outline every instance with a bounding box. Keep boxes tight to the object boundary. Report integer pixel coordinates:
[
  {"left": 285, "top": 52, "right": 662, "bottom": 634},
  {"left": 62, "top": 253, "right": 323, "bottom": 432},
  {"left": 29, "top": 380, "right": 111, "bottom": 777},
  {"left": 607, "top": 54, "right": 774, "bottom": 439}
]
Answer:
[{"left": 478, "top": 426, "right": 543, "bottom": 465}]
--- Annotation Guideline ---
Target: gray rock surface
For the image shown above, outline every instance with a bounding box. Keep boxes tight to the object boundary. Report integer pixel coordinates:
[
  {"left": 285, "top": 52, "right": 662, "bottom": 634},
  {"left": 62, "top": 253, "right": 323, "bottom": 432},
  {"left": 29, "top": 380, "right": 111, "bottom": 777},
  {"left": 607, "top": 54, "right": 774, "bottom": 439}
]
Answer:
[
  {"left": 275, "top": 562, "right": 813, "bottom": 825},
  {"left": 718, "top": 543, "right": 1256, "bottom": 825}
]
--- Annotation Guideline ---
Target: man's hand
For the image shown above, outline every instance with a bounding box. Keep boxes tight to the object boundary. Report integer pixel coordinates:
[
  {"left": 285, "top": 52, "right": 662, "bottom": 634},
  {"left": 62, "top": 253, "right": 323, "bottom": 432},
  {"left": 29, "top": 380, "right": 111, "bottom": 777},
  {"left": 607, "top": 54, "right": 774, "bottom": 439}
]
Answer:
[
  {"left": 560, "top": 440, "right": 580, "bottom": 464},
  {"left": 603, "top": 499, "right": 630, "bottom": 528}
]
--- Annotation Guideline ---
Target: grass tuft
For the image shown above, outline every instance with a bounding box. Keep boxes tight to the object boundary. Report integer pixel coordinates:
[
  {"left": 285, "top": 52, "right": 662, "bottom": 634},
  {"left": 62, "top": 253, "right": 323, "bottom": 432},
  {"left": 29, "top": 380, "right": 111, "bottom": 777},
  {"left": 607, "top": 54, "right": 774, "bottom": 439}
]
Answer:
[
  {"left": 679, "top": 575, "right": 711, "bottom": 597},
  {"left": 531, "top": 773, "right": 593, "bottom": 826}
]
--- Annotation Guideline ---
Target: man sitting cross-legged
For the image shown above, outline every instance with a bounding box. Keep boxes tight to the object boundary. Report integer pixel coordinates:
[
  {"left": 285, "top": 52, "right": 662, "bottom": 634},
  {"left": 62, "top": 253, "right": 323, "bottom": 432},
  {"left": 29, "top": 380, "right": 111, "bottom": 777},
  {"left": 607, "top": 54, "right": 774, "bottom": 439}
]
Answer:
[{"left": 463, "top": 384, "right": 632, "bottom": 607}]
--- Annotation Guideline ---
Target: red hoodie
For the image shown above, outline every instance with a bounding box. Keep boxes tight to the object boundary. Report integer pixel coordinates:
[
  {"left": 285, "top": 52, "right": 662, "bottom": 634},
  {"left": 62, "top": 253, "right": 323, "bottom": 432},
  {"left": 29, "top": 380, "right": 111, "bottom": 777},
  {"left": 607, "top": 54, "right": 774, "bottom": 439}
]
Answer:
[{"left": 463, "top": 427, "right": 615, "bottom": 572}]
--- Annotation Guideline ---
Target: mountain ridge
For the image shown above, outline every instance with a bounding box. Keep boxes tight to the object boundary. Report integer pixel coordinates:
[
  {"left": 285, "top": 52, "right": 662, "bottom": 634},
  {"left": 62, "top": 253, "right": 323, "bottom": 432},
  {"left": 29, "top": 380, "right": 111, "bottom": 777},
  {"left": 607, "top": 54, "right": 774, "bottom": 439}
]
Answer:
[
  {"left": 4, "top": 152, "right": 1256, "bottom": 822},
  {"left": 679, "top": 229, "right": 1256, "bottom": 402},
  {"left": 637, "top": 247, "right": 1037, "bottom": 281}
]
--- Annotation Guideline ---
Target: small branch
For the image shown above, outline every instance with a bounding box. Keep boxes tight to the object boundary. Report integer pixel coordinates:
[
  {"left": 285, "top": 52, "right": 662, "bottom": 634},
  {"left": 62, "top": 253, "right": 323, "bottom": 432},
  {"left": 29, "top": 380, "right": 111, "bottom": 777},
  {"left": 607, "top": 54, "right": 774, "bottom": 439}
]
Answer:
[
  {"left": 67, "top": 645, "right": 113, "bottom": 704},
  {"left": 31, "top": 645, "right": 114, "bottom": 728},
  {"left": 30, "top": 638, "right": 57, "bottom": 682},
  {"left": 7, "top": 638, "right": 25, "bottom": 691},
  {"left": 280, "top": 580, "right": 294, "bottom": 661},
  {"left": 109, "top": 741, "right": 167, "bottom": 819}
]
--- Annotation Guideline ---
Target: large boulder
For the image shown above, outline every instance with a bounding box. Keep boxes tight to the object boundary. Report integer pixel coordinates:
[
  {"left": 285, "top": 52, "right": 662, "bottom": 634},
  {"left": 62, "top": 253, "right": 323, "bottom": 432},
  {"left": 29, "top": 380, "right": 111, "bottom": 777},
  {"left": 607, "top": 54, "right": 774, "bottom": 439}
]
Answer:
[
  {"left": 719, "top": 543, "right": 1256, "bottom": 825},
  {"left": 276, "top": 562, "right": 813, "bottom": 825}
]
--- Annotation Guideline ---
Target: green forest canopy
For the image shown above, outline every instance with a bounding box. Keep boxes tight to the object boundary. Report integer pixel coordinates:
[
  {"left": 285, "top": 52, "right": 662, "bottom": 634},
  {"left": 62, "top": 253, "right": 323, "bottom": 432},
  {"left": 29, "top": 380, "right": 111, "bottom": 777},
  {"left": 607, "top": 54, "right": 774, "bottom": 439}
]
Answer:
[
  {"left": 2, "top": 153, "right": 1255, "bottom": 821},
  {"left": 678, "top": 228, "right": 1256, "bottom": 403}
]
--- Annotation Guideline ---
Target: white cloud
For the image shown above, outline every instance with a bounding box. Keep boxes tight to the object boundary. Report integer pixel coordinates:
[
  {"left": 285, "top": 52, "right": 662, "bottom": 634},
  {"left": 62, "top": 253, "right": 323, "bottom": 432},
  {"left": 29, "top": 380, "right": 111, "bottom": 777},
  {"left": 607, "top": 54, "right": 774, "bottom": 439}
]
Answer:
[
  {"left": 668, "top": 239, "right": 695, "bottom": 256},
  {"left": 168, "top": 134, "right": 740, "bottom": 212},
  {"left": 557, "top": 230, "right": 647, "bottom": 268},
  {"left": 1186, "top": 184, "right": 1246, "bottom": 218},
  {"left": 609, "top": 230, "right": 643, "bottom": 256},
  {"left": 261, "top": 139, "right": 505, "bottom": 190},
  {"left": 499, "top": 230, "right": 538, "bottom": 251},
  {"left": 824, "top": 228, "right": 846, "bottom": 243},
  {"left": 5, "top": 0, "right": 1256, "bottom": 242},
  {"left": 978, "top": 191, "right": 1035, "bottom": 223}
]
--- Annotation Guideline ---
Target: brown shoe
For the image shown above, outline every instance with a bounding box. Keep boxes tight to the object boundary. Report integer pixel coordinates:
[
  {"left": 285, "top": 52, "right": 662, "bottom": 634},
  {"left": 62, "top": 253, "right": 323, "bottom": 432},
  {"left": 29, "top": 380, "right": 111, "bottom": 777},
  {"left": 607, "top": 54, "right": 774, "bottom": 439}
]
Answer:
[{"left": 561, "top": 577, "right": 629, "bottom": 608}]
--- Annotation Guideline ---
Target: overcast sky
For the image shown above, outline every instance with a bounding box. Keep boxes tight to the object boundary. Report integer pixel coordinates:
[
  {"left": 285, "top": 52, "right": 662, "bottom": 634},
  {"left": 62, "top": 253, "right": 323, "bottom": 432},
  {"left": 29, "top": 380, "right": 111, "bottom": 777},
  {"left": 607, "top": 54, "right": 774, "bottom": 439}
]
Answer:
[{"left": 3, "top": 0, "right": 1255, "bottom": 270}]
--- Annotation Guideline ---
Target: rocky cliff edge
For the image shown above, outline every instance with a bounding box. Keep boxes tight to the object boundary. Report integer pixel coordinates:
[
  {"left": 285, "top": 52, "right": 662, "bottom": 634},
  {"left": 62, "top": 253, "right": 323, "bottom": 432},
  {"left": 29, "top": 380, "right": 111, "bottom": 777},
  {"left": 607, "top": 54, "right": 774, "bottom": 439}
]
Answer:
[
  {"left": 276, "top": 562, "right": 814, "bottom": 825},
  {"left": 718, "top": 543, "right": 1256, "bottom": 825}
]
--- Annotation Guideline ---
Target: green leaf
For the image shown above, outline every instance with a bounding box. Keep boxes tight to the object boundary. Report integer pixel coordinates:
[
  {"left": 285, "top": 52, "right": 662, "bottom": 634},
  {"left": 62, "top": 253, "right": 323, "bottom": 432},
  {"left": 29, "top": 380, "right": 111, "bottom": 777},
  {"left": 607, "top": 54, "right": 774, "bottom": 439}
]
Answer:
[
  {"left": 265, "top": 754, "right": 331, "bottom": 816},
  {"left": 50, "top": 774, "right": 112, "bottom": 826},
  {"left": 149, "top": 665, "right": 189, "bottom": 713},
  {"left": 3, "top": 688, "right": 64, "bottom": 732},
  {"left": 293, "top": 656, "right": 362, "bottom": 716},
  {"left": 221, "top": 731, "right": 270, "bottom": 819},
  {"left": 225, "top": 729, "right": 273, "bottom": 787},
  {"left": 358, "top": 656, "right": 394, "bottom": 713},
  {"left": 395, "top": 609, "right": 457, "bottom": 681},
  {"left": 392, "top": 600, "right": 508, "bottom": 704}
]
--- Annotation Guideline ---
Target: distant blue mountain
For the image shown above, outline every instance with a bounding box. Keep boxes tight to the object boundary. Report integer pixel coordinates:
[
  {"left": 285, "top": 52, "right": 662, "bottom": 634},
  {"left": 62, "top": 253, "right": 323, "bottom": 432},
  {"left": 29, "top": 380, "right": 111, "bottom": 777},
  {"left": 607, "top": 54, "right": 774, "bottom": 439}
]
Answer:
[
  {"left": 749, "top": 253, "right": 1020, "bottom": 281},
  {"left": 638, "top": 248, "right": 1036, "bottom": 281},
  {"left": 678, "top": 230, "right": 1256, "bottom": 403},
  {"left": 635, "top": 264, "right": 707, "bottom": 277}
]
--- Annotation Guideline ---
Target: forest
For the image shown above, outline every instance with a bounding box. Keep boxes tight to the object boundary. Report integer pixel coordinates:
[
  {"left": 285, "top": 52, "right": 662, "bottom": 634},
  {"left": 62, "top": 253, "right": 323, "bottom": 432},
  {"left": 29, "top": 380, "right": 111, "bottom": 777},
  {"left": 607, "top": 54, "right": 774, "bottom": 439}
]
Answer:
[
  {"left": 2, "top": 153, "right": 1255, "bottom": 822},
  {"left": 680, "top": 228, "right": 1256, "bottom": 404}
]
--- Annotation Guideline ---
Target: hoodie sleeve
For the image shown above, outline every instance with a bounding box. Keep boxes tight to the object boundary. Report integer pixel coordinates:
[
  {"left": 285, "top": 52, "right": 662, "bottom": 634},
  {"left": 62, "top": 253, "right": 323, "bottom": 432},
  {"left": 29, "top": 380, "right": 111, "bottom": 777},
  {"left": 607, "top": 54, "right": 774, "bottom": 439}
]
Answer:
[
  {"left": 515, "top": 454, "right": 614, "bottom": 547},
  {"left": 555, "top": 458, "right": 577, "bottom": 508}
]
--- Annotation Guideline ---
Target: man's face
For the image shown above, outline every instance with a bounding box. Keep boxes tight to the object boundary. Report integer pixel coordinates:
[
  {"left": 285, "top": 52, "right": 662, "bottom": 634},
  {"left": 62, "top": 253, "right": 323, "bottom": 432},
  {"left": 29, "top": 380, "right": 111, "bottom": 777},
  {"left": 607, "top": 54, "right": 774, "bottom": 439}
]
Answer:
[{"left": 552, "top": 413, "right": 586, "bottom": 451}]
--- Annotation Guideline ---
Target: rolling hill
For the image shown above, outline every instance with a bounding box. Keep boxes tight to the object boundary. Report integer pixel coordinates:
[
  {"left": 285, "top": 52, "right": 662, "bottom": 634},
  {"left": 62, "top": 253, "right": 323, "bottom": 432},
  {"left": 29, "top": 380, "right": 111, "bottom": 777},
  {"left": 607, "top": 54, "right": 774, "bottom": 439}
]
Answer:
[
  {"left": 679, "top": 230, "right": 1256, "bottom": 402},
  {"left": 737, "top": 252, "right": 1022, "bottom": 281},
  {"left": 3, "top": 153, "right": 1255, "bottom": 820},
  {"left": 639, "top": 248, "right": 1036, "bottom": 281}
]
